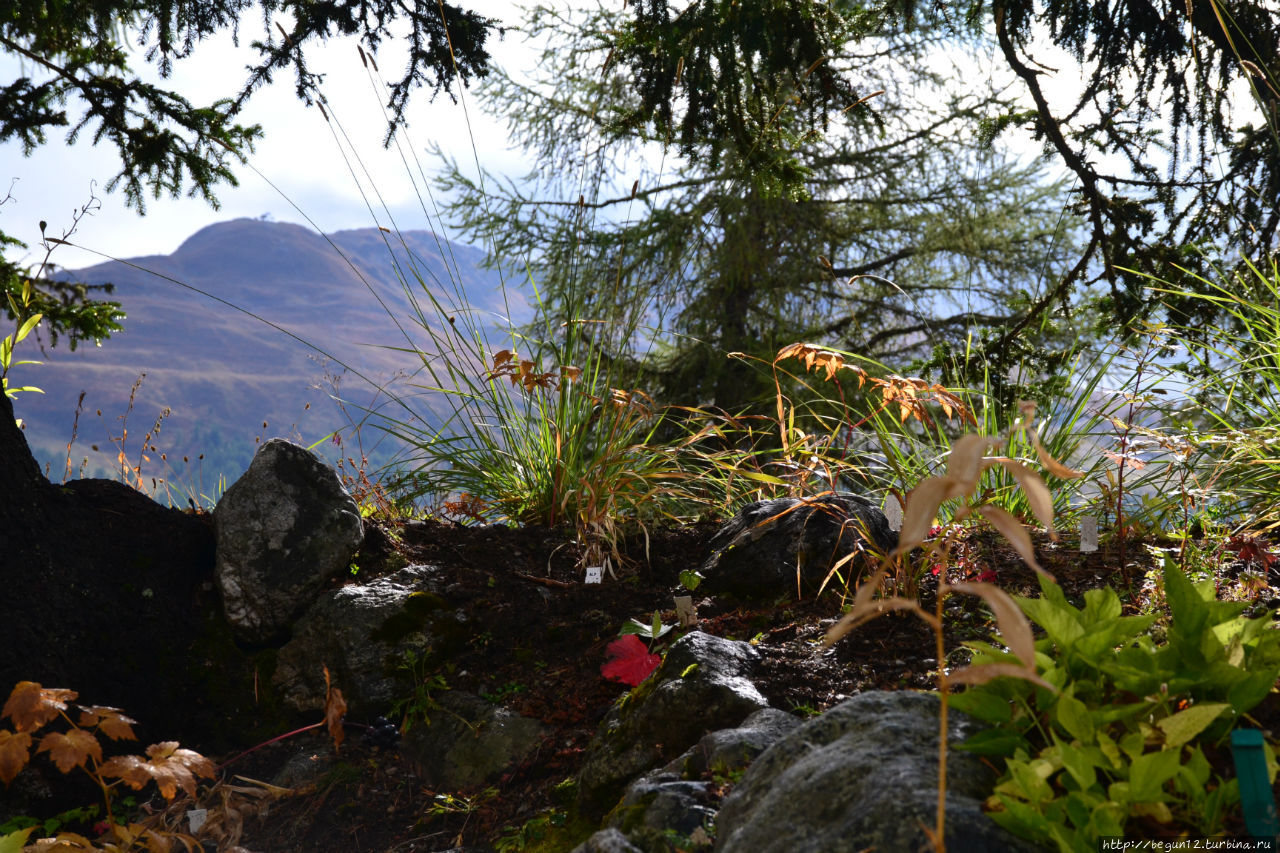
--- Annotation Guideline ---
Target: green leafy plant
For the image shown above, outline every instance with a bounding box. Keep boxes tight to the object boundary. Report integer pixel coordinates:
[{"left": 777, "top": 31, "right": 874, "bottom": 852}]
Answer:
[
  {"left": 388, "top": 650, "right": 450, "bottom": 734},
  {"left": 383, "top": 295, "right": 692, "bottom": 570},
  {"left": 952, "top": 560, "right": 1280, "bottom": 850},
  {"left": 1145, "top": 257, "right": 1280, "bottom": 529},
  {"left": 494, "top": 809, "right": 567, "bottom": 852},
  {"left": 1, "top": 278, "right": 43, "bottom": 403},
  {"left": 824, "top": 404, "right": 1082, "bottom": 850}
]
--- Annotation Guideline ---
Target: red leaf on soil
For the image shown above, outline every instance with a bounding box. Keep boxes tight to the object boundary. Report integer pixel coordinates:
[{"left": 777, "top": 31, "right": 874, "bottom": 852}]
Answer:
[
  {"left": 601, "top": 635, "right": 660, "bottom": 686},
  {"left": 1229, "top": 535, "right": 1279, "bottom": 570}
]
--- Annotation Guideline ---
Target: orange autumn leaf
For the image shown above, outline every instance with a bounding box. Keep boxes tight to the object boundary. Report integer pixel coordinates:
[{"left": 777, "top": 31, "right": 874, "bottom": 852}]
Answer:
[
  {"left": 0, "top": 729, "right": 32, "bottom": 783},
  {"left": 99, "top": 753, "right": 153, "bottom": 791},
  {"left": 37, "top": 728, "right": 102, "bottom": 773},
  {"left": 102, "top": 742, "right": 214, "bottom": 800},
  {"left": 324, "top": 666, "right": 347, "bottom": 750},
  {"left": 2, "top": 682, "right": 77, "bottom": 733},
  {"left": 77, "top": 706, "right": 137, "bottom": 742}
]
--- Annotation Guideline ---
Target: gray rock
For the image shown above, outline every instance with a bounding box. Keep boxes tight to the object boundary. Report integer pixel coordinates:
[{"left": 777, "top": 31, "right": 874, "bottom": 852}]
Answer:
[
  {"left": 610, "top": 770, "right": 717, "bottom": 837},
  {"left": 714, "top": 691, "right": 1039, "bottom": 852},
  {"left": 214, "top": 439, "right": 363, "bottom": 643},
  {"left": 272, "top": 564, "right": 457, "bottom": 714},
  {"left": 667, "top": 708, "right": 801, "bottom": 779},
  {"left": 571, "top": 828, "right": 645, "bottom": 853},
  {"left": 577, "top": 632, "right": 768, "bottom": 818},
  {"left": 270, "top": 745, "right": 336, "bottom": 790},
  {"left": 400, "top": 691, "right": 546, "bottom": 789},
  {"left": 699, "top": 494, "right": 896, "bottom": 599}
]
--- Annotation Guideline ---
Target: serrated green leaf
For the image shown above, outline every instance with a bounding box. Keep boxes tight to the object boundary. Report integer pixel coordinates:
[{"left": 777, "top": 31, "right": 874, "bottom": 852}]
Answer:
[{"left": 0, "top": 828, "right": 34, "bottom": 853}]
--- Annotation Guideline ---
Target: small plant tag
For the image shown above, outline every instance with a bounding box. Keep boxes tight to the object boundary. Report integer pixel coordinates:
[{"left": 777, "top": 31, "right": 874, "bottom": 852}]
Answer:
[
  {"left": 1079, "top": 516, "right": 1098, "bottom": 552},
  {"left": 884, "top": 494, "right": 903, "bottom": 532},
  {"left": 674, "top": 595, "right": 697, "bottom": 627},
  {"left": 187, "top": 808, "right": 208, "bottom": 834},
  {"left": 584, "top": 566, "right": 603, "bottom": 584}
]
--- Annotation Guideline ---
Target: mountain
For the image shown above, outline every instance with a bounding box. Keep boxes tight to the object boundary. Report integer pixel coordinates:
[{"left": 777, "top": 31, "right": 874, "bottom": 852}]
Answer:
[{"left": 12, "top": 218, "right": 528, "bottom": 499}]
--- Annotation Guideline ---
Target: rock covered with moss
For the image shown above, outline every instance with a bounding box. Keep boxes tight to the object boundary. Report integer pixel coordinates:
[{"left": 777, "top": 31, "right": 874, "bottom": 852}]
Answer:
[{"left": 698, "top": 494, "right": 897, "bottom": 599}]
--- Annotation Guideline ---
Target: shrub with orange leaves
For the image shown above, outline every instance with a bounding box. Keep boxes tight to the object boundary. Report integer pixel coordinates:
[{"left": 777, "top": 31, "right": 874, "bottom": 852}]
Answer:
[{"left": 0, "top": 681, "right": 214, "bottom": 851}]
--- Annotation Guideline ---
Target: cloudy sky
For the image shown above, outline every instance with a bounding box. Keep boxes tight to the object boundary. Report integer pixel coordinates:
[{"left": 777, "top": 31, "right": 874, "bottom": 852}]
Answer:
[{"left": 0, "top": 1, "right": 531, "bottom": 272}]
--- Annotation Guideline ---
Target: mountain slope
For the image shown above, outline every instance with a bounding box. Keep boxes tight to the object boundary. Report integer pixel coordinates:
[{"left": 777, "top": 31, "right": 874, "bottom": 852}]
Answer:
[{"left": 13, "top": 218, "right": 527, "bottom": 497}]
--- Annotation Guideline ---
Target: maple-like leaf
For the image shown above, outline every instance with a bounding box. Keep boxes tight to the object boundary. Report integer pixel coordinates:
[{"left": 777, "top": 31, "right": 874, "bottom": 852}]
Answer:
[
  {"left": 77, "top": 706, "right": 137, "bottom": 742},
  {"left": 37, "top": 729, "right": 102, "bottom": 773},
  {"left": 101, "top": 742, "right": 214, "bottom": 800},
  {"left": 601, "top": 635, "right": 661, "bottom": 687},
  {"left": 2, "top": 682, "right": 76, "bottom": 733},
  {"left": 144, "top": 742, "right": 215, "bottom": 800},
  {"left": 0, "top": 729, "right": 32, "bottom": 784},
  {"left": 99, "top": 754, "right": 153, "bottom": 791}
]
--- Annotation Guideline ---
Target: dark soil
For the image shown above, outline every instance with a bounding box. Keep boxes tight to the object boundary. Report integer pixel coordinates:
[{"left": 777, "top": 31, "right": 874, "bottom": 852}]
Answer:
[{"left": 7, "top": 512, "right": 1280, "bottom": 852}]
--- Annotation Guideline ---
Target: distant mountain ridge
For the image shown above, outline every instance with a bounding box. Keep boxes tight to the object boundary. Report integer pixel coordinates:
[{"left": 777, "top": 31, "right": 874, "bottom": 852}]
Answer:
[{"left": 14, "top": 218, "right": 525, "bottom": 495}]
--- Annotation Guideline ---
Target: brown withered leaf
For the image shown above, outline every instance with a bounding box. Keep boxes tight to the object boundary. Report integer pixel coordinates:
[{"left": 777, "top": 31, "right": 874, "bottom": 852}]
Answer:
[
  {"left": 35, "top": 830, "right": 96, "bottom": 849},
  {"left": 976, "top": 505, "right": 1053, "bottom": 580},
  {"left": 325, "top": 688, "right": 347, "bottom": 751},
  {"left": 825, "top": 596, "right": 934, "bottom": 646},
  {"left": 947, "top": 662, "right": 1056, "bottom": 692},
  {"left": 1102, "top": 448, "right": 1147, "bottom": 470},
  {"left": 37, "top": 729, "right": 102, "bottom": 773},
  {"left": 946, "top": 434, "right": 996, "bottom": 486},
  {"left": 2, "top": 682, "right": 76, "bottom": 733},
  {"left": 0, "top": 729, "right": 32, "bottom": 784},
  {"left": 323, "top": 665, "right": 347, "bottom": 751},
  {"left": 1029, "top": 429, "right": 1086, "bottom": 479},
  {"left": 895, "top": 476, "right": 952, "bottom": 555},
  {"left": 994, "top": 458, "right": 1057, "bottom": 538},
  {"left": 77, "top": 706, "right": 137, "bottom": 742},
  {"left": 945, "top": 582, "right": 1036, "bottom": 668}
]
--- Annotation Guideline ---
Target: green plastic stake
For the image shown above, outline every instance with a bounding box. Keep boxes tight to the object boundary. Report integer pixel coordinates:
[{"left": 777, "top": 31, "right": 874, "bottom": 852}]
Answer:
[{"left": 1231, "top": 728, "right": 1280, "bottom": 840}]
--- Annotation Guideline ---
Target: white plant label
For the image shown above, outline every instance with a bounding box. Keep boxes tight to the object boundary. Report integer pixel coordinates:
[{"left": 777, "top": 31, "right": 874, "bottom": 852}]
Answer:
[
  {"left": 187, "top": 808, "right": 208, "bottom": 834},
  {"left": 884, "top": 495, "right": 903, "bottom": 532},
  {"left": 674, "top": 595, "right": 697, "bottom": 627},
  {"left": 584, "top": 566, "right": 603, "bottom": 584},
  {"left": 1080, "top": 516, "right": 1098, "bottom": 553}
]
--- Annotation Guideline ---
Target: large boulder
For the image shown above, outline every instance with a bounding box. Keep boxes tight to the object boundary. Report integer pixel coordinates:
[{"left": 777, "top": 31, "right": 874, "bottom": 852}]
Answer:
[
  {"left": 577, "top": 632, "right": 769, "bottom": 818},
  {"left": 214, "top": 439, "right": 363, "bottom": 643},
  {"left": 400, "top": 691, "right": 546, "bottom": 789},
  {"left": 713, "top": 691, "right": 1038, "bottom": 852},
  {"left": 699, "top": 494, "right": 896, "bottom": 599},
  {"left": 668, "top": 708, "right": 801, "bottom": 779},
  {"left": 272, "top": 564, "right": 464, "bottom": 714}
]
